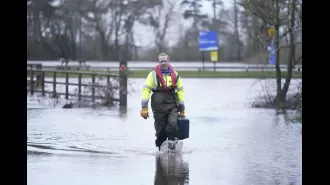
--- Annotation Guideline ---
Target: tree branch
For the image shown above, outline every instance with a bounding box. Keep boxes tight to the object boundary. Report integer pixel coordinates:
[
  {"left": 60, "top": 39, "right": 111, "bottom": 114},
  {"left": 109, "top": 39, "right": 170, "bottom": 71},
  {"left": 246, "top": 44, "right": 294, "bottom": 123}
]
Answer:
[{"left": 292, "top": 55, "right": 302, "bottom": 67}]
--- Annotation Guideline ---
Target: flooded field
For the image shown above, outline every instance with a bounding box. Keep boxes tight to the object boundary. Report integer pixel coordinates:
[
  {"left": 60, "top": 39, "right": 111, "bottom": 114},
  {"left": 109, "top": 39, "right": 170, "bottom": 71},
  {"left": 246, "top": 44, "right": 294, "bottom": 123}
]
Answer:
[{"left": 27, "top": 78, "right": 302, "bottom": 185}]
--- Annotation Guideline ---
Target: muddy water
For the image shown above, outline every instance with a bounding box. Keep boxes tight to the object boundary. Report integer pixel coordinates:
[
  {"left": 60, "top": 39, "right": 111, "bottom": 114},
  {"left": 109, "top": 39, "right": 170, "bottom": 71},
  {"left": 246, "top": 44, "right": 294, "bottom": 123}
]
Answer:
[{"left": 27, "top": 78, "right": 302, "bottom": 185}]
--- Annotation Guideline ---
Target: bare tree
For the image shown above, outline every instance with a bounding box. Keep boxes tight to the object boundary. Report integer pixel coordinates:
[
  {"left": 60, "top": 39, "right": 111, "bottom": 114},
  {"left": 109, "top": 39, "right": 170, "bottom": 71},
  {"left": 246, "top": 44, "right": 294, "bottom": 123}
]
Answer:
[
  {"left": 233, "top": 0, "right": 242, "bottom": 60},
  {"left": 26, "top": 0, "right": 302, "bottom": 66},
  {"left": 237, "top": 0, "right": 302, "bottom": 106},
  {"left": 222, "top": 0, "right": 243, "bottom": 61},
  {"left": 140, "top": 0, "right": 178, "bottom": 53}
]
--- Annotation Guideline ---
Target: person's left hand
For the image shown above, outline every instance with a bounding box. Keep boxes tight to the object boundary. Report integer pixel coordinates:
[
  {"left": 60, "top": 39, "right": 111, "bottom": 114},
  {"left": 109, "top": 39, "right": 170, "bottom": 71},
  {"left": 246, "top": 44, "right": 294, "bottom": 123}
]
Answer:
[{"left": 178, "top": 111, "right": 185, "bottom": 118}]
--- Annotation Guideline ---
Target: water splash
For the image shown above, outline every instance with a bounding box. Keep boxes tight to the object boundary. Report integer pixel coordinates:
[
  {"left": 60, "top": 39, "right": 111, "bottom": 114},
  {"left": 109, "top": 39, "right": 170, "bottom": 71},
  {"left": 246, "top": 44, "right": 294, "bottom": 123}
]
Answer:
[{"left": 159, "top": 140, "right": 184, "bottom": 154}]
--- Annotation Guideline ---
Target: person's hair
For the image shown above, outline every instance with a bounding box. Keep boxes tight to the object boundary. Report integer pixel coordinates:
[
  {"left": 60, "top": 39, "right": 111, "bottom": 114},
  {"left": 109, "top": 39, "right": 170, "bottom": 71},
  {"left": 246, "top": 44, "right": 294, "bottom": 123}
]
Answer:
[{"left": 158, "top": 53, "right": 170, "bottom": 61}]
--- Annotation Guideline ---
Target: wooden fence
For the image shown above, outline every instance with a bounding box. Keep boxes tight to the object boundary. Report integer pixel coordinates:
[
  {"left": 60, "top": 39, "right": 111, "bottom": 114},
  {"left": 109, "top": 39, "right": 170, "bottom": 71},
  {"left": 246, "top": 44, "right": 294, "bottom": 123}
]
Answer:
[{"left": 27, "top": 61, "right": 128, "bottom": 106}]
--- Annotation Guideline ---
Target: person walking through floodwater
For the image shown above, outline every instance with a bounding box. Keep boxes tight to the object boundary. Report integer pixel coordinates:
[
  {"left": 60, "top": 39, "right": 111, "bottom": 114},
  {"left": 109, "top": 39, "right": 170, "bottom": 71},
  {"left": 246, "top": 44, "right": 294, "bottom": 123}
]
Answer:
[{"left": 140, "top": 53, "right": 185, "bottom": 150}]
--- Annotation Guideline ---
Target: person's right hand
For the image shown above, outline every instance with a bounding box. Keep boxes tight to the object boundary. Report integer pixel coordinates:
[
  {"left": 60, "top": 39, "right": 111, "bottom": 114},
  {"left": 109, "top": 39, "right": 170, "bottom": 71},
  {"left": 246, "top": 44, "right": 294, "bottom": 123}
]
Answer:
[{"left": 140, "top": 107, "right": 149, "bottom": 119}]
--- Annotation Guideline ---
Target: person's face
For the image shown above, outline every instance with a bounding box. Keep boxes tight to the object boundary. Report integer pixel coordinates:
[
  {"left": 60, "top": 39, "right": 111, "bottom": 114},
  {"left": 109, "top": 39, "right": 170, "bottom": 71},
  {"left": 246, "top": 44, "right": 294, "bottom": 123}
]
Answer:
[
  {"left": 159, "top": 60, "right": 169, "bottom": 70},
  {"left": 159, "top": 56, "right": 169, "bottom": 70}
]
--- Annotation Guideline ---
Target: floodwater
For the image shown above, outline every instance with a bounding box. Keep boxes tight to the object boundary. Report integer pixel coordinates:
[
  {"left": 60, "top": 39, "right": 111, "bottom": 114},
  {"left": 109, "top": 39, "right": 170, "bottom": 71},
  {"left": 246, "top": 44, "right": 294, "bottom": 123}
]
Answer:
[{"left": 27, "top": 78, "right": 302, "bottom": 185}]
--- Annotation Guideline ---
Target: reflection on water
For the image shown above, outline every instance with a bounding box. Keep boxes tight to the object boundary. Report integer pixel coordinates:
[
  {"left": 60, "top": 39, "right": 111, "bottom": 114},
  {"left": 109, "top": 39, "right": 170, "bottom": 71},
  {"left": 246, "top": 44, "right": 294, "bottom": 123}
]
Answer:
[
  {"left": 154, "top": 154, "right": 189, "bottom": 185},
  {"left": 118, "top": 106, "right": 128, "bottom": 118}
]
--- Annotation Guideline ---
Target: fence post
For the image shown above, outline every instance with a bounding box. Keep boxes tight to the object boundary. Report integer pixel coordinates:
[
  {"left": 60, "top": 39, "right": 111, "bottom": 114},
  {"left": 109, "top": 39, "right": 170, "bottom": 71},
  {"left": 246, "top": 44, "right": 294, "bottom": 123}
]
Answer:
[
  {"left": 30, "top": 69, "right": 34, "bottom": 95},
  {"left": 65, "top": 72, "right": 69, "bottom": 99},
  {"left": 52, "top": 72, "right": 57, "bottom": 98},
  {"left": 78, "top": 73, "right": 82, "bottom": 101},
  {"left": 107, "top": 75, "right": 110, "bottom": 85},
  {"left": 36, "top": 64, "right": 42, "bottom": 87},
  {"left": 41, "top": 71, "right": 45, "bottom": 96},
  {"left": 119, "top": 60, "right": 127, "bottom": 106},
  {"left": 92, "top": 74, "right": 95, "bottom": 104}
]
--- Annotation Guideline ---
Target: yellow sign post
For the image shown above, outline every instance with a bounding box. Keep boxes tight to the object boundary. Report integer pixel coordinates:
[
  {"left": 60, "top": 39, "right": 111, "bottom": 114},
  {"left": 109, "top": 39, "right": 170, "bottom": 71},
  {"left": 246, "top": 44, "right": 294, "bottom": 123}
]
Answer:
[
  {"left": 210, "top": 51, "right": 218, "bottom": 72},
  {"left": 268, "top": 26, "right": 275, "bottom": 38},
  {"left": 210, "top": 51, "right": 218, "bottom": 62}
]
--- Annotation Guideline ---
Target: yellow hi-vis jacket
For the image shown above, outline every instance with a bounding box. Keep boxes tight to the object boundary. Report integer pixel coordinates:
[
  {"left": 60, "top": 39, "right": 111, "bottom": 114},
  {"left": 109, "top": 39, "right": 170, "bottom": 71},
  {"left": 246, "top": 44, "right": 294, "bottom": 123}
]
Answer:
[{"left": 141, "top": 70, "right": 184, "bottom": 108}]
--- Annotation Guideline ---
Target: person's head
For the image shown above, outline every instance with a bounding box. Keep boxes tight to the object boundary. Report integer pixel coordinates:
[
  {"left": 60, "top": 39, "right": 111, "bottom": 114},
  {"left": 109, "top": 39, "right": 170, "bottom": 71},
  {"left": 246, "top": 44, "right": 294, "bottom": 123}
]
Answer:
[{"left": 158, "top": 53, "right": 170, "bottom": 70}]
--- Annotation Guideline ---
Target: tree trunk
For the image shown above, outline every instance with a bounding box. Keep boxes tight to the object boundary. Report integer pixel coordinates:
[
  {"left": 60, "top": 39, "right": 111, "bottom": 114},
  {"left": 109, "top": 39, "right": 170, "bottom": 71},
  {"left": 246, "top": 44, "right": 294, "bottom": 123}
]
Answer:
[
  {"left": 274, "top": 0, "right": 284, "bottom": 105},
  {"left": 233, "top": 0, "right": 241, "bottom": 61},
  {"left": 281, "top": 0, "right": 296, "bottom": 99}
]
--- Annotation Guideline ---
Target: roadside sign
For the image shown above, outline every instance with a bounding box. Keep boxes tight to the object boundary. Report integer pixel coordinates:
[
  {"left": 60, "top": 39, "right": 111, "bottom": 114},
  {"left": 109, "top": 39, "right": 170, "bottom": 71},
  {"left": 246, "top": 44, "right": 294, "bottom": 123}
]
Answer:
[
  {"left": 199, "top": 31, "right": 218, "bottom": 51},
  {"left": 120, "top": 64, "right": 126, "bottom": 71},
  {"left": 210, "top": 51, "right": 218, "bottom": 62},
  {"left": 268, "top": 26, "right": 275, "bottom": 38},
  {"left": 268, "top": 39, "right": 276, "bottom": 65}
]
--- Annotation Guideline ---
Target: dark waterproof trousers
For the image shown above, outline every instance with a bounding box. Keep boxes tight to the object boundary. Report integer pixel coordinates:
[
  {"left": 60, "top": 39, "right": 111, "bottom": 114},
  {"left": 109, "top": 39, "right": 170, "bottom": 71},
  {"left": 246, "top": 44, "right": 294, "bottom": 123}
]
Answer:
[{"left": 151, "top": 90, "right": 179, "bottom": 147}]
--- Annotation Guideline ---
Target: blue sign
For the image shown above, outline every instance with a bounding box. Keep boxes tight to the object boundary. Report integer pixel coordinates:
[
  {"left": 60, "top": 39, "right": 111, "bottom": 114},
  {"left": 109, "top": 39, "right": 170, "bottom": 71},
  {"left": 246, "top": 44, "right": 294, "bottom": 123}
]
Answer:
[
  {"left": 268, "top": 39, "right": 276, "bottom": 65},
  {"left": 269, "top": 52, "right": 276, "bottom": 65},
  {"left": 198, "top": 31, "right": 218, "bottom": 51}
]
